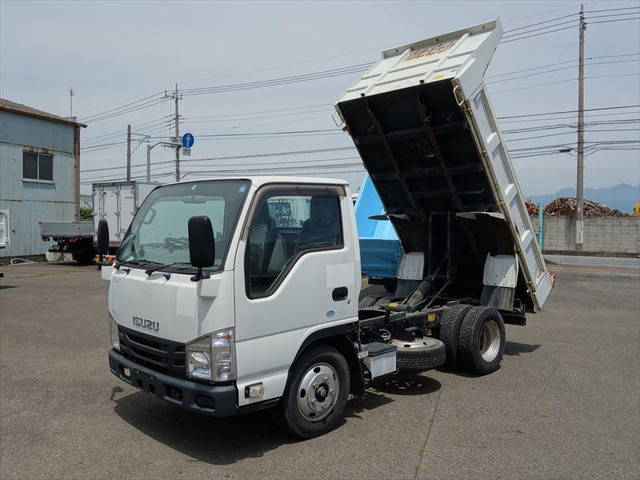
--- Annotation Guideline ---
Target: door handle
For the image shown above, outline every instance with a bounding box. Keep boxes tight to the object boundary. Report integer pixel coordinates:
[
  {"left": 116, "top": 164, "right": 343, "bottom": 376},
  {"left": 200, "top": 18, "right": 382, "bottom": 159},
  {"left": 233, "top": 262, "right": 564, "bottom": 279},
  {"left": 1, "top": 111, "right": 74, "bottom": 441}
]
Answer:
[{"left": 332, "top": 287, "right": 348, "bottom": 301}]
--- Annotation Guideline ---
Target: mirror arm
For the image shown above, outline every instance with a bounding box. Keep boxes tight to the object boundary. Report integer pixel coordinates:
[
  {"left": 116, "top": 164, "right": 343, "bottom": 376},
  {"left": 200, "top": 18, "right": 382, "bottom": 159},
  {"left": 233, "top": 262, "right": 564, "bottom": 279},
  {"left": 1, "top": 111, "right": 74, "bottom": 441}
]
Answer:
[{"left": 190, "top": 267, "right": 211, "bottom": 282}]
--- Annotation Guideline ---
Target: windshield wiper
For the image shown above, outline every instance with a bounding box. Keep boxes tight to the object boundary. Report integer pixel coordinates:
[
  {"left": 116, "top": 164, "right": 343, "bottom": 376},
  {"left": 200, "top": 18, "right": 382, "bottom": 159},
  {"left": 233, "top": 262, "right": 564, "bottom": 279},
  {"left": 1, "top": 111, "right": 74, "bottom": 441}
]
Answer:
[
  {"left": 122, "top": 259, "right": 159, "bottom": 267},
  {"left": 144, "top": 262, "right": 185, "bottom": 276}
]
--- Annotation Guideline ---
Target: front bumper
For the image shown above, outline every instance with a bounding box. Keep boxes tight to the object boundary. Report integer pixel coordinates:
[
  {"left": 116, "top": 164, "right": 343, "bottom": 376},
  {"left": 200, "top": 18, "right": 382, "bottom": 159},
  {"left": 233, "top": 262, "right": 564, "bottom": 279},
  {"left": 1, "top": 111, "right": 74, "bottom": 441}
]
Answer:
[{"left": 109, "top": 349, "right": 238, "bottom": 417}]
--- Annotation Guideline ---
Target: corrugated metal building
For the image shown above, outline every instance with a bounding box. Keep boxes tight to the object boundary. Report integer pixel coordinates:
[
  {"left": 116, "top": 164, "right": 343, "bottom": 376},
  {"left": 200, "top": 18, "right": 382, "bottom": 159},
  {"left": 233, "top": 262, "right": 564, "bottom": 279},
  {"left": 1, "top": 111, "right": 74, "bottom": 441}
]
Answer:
[{"left": 0, "top": 98, "right": 86, "bottom": 258}]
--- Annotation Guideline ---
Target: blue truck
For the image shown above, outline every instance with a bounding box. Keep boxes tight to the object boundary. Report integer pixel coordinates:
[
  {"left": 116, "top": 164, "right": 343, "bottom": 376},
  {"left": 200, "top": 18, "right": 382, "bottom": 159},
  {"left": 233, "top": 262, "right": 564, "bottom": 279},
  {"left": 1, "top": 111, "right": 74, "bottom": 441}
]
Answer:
[{"left": 355, "top": 174, "right": 402, "bottom": 291}]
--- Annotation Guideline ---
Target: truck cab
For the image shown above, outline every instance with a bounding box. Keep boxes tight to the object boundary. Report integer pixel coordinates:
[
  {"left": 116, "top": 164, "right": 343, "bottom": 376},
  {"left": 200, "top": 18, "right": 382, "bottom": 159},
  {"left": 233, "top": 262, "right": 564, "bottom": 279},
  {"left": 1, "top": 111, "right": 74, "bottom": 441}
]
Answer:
[{"left": 105, "top": 177, "right": 366, "bottom": 437}]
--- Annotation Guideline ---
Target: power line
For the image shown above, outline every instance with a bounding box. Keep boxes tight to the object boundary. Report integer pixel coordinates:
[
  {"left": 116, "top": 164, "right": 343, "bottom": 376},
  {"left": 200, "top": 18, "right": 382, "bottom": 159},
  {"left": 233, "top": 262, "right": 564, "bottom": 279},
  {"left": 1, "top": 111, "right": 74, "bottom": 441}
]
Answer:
[
  {"left": 185, "top": 103, "right": 331, "bottom": 121},
  {"left": 504, "top": 0, "right": 605, "bottom": 22},
  {"left": 584, "top": 10, "right": 640, "bottom": 20},
  {"left": 492, "top": 74, "right": 640, "bottom": 94},
  {"left": 586, "top": 17, "right": 640, "bottom": 25},
  {"left": 489, "top": 52, "right": 639, "bottom": 78},
  {"left": 497, "top": 104, "right": 640, "bottom": 120},
  {"left": 81, "top": 146, "right": 356, "bottom": 174},
  {"left": 79, "top": 93, "right": 163, "bottom": 122},
  {"left": 83, "top": 117, "right": 169, "bottom": 145},
  {"left": 180, "top": 63, "right": 373, "bottom": 97},
  {"left": 503, "top": 13, "right": 577, "bottom": 33},
  {"left": 81, "top": 97, "right": 166, "bottom": 123},
  {"left": 487, "top": 58, "right": 640, "bottom": 84},
  {"left": 81, "top": 130, "right": 640, "bottom": 178},
  {"left": 500, "top": 25, "right": 577, "bottom": 44},
  {"left": 179, "top": 47, "right": 380, "bottom": 87},
  {"left": 583, "top": 6, "right": 640, "bottom": 13},
  {"left": 84, "top": 159, "right": 365, "bottom": 183},
  {"left": 502, "top": 18, "right": 578, "bottom": 39},
  {"left": 185, "top": 113, "right": 333, "bottom": 130},
  {"left": 503, "top": 118, "right": 640, "bottom": 134},
  {"left": 500, "top": 111, "right": 640, "bottom": 124},
  {"left": 77, "top": 89, "right": 166, "bottom": 116},
  {"left": 183, "top": 108, "right": 332, "bottom": 125}
]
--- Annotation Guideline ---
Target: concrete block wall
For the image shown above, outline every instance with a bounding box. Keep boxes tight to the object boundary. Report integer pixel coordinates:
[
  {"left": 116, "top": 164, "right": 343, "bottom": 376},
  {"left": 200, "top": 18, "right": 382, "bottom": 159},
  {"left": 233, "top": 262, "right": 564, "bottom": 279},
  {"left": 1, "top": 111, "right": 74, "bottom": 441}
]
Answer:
[{"left": 530, "top": 215, "right": 640, "bottom": 255}]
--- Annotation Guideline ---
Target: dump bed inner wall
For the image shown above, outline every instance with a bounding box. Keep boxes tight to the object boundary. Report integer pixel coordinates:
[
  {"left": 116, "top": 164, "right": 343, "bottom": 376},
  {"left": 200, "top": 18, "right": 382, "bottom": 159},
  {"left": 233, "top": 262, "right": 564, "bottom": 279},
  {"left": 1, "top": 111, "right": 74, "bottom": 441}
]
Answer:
[
  {"left": 338, "top": 80, "right": 538, "bottom": 307},
  {"left": 338, "top": 80, "right": 498, "bottom": 251}
]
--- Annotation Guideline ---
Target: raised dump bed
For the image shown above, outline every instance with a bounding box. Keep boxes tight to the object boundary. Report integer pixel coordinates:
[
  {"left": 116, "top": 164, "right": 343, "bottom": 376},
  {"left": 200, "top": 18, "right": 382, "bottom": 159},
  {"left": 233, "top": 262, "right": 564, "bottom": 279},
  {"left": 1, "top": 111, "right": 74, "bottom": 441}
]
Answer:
[{"left": 337, "top": 19, "right": 552, "bottom": 311}]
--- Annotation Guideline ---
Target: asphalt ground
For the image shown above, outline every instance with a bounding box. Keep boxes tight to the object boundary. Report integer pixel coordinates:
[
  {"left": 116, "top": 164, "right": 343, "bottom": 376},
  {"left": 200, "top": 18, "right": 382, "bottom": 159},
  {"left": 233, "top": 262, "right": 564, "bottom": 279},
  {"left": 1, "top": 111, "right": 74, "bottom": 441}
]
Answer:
[
  {"left": 545, "top": 255, "right": 640, "bottom": 269},
  {"left": 0, "top": 262, "right": 638, "bottom": 480}
]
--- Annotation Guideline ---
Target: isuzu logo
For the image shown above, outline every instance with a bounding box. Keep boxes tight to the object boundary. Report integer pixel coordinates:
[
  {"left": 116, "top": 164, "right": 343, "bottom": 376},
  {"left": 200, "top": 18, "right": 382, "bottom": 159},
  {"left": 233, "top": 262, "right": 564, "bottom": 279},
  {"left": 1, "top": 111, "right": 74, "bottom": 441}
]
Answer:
[{"left": 132, "top": 316, "right": 159, "bottom": 332}]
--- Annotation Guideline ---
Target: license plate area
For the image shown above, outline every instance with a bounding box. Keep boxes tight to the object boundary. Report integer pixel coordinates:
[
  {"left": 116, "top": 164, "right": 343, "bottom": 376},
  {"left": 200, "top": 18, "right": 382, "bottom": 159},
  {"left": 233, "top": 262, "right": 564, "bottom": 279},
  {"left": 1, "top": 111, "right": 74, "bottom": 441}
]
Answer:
[{"left": 120, "top": 365, "right": 156, "bottom": 393}]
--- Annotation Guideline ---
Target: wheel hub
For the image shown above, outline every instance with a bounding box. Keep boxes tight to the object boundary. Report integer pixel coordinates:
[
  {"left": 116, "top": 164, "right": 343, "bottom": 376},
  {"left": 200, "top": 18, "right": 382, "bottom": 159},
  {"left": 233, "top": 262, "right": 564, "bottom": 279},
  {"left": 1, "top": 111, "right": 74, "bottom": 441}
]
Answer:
[
  {"left": 315, "top": 384, "right": 329, "bottom": 401},
  {"left": 297, "top": 363, "right": 338, "bottom": 421},
  {"left": 480, "top": 319, "right": 501, "bottom": 362}
]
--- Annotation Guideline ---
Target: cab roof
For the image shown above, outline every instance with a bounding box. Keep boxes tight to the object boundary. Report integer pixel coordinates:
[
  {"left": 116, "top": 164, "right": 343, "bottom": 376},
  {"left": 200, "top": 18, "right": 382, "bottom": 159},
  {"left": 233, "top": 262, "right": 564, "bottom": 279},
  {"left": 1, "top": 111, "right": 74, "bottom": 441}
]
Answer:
[{"left": 163, "top": 176, "right": 350, "bottom": 188}]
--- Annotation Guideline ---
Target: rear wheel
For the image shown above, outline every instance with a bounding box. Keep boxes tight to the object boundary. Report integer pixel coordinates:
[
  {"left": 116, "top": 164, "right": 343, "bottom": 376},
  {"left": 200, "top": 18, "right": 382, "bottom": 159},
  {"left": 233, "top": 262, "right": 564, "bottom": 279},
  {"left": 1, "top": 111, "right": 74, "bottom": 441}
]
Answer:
[
  {"left": 279, "top": 345, "right": 349, "bottom": 438},
  {"left": 457, "top": 306, "right": 505, "bottom": 375},
  {"left": 438, "top": 304, "right": 472, "bottom": 367},
  {"left": 72, "top": 249, "right": 95, "bottom": 265}
]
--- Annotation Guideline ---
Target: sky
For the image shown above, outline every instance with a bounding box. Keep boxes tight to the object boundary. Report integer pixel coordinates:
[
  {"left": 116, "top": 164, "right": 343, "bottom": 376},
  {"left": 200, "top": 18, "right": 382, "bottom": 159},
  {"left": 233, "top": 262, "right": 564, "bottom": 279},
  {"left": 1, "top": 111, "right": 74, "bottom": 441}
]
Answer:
[{"left": 1, "top": 0, "right": 639, "bottom": 197}]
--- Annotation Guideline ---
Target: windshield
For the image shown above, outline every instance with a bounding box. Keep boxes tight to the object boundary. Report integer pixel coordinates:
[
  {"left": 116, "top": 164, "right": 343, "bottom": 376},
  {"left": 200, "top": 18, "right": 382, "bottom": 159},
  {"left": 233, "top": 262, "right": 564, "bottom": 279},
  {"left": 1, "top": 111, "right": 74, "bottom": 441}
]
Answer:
[{"left": 117, "top": 180, "right": 250, "bottom": 271}]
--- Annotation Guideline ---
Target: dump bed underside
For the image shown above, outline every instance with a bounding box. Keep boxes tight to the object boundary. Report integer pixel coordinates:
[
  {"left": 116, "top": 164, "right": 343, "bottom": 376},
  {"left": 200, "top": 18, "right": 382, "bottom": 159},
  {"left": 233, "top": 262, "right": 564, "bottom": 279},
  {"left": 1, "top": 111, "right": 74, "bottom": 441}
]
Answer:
[{"left": 339, "top": 80, "right": 494, "bottom": 252}]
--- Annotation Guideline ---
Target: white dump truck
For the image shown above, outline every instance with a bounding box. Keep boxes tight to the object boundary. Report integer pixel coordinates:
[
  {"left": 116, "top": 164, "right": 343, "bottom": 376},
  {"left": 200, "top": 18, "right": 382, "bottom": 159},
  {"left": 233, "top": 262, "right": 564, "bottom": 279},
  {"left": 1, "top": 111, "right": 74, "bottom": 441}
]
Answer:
[
  {"left": 102, "top": 19, "right": 553, "bottom": 438},
  {"left": 39, "top": 181, "right": 156, "bottom": 263}
]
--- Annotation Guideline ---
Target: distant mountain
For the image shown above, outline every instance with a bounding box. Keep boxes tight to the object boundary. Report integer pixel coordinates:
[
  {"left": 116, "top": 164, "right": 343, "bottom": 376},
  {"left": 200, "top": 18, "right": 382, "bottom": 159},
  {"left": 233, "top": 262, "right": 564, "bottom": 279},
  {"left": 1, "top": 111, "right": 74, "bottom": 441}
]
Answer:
[{"left": 527, "top": 183, "right": 639, "bottom": 213}]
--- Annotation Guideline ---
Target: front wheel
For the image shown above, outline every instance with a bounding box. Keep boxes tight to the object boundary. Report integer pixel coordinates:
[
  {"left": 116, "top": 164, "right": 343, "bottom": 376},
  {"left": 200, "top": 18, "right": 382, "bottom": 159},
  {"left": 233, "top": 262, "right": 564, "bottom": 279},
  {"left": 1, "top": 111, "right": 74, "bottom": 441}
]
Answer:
[{"left": 279, "top": 345, "right": 350, "bottom": 438}]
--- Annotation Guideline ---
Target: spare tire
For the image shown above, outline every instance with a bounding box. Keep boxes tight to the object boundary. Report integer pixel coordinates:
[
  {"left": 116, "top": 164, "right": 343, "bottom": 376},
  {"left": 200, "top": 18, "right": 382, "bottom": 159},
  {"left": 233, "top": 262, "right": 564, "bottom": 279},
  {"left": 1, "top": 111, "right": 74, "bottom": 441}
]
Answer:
[
  {"left": 438, "top": 304, "right": 472, "bottom": 367},
  {"left": 391, "top": 338, "right": 446, "bottom": 372}
]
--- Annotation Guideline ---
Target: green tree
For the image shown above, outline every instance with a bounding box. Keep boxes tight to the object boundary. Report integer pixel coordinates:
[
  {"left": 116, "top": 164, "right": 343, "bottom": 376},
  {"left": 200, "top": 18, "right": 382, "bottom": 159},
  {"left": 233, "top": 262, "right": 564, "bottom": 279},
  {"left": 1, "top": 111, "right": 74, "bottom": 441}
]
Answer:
[{"left": 80, "top": 207, "right": 93, "bottom": 220}]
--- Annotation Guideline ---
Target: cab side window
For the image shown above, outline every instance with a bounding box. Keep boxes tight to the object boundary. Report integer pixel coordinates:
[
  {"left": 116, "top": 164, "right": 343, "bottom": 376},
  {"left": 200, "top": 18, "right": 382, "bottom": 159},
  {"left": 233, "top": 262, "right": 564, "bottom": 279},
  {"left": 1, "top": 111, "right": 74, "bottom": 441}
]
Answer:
[{"left": 246, "top": 192, "right": 343, "bottom": 297}]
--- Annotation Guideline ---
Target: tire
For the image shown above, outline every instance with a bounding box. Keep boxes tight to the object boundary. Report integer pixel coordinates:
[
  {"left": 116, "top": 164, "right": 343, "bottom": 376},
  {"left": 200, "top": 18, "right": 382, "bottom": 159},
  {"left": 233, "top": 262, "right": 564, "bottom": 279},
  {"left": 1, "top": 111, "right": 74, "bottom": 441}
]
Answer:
[
  {"left": 72, "top": 249, "right": 95, "bottom": 265},
  {"left": 279, "top": 345, "right": 350, "bottom": 439},
  {"left": 458, "top": 306, "right": 506, "bottom": 375},
  {"left": 391, "top": 338, "right": 446, "bottom": 372},
  {"left": 438, "top": 304, "right": 473, "bottom": 367}
]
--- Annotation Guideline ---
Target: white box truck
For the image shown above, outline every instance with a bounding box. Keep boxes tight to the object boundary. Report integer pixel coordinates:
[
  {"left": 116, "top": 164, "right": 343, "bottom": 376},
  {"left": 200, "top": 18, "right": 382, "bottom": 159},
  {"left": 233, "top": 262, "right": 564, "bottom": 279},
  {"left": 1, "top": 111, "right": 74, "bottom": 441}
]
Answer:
[
  {"left": 40, "top": 181, "right": 157, "bottom": 263},
  {"left": 102, "top": 19, "right": 553, "bottom": 438},
  {"left": 93, "top": 181, "right": 158, "bottom": 249}
]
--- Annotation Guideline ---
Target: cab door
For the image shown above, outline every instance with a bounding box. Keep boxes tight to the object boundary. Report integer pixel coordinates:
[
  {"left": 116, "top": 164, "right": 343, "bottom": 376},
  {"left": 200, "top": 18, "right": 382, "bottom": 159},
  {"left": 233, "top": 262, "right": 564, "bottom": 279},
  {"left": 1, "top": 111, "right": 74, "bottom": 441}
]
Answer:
[{"left": 233, "top": 184, "right": 360, "bottom": 406}]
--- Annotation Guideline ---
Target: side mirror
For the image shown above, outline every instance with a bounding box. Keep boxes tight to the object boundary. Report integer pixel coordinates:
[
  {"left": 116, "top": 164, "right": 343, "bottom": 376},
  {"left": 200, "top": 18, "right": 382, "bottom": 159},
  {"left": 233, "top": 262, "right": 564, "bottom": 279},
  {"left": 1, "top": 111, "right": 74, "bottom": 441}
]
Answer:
[
  {"left": 188, "top": 215, "right": 215, "bottom": 281},
  {"left": 97, "top": 219, "right": 109, "bottom": 254}
]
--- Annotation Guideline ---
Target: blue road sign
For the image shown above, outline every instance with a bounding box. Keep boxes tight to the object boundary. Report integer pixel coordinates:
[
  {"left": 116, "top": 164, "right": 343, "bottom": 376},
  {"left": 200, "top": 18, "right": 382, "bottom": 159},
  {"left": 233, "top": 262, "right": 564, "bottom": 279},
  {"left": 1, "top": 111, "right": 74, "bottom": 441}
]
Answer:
[{"left": 182, "top": 132, "right": 195, "bottom": 148}]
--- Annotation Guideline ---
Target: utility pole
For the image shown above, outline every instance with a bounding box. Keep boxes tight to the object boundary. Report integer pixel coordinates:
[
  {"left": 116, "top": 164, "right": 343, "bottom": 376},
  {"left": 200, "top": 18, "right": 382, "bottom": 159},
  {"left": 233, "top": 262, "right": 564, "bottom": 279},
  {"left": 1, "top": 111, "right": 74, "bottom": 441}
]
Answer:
[
  {"left": 126, "top": 124, "right": 132, "bottom": 181},
  {"left": 173, "top": 84, "right": 181, "bottom": 182},
  {"left": 69, "top": 89, "right": 74, "bottom": 117},
  {"left": 576, "top": 5, "right": 586, "bottom": 251},
  {"left": 162, "top": 84, "right": 182, "bottom": 181}
]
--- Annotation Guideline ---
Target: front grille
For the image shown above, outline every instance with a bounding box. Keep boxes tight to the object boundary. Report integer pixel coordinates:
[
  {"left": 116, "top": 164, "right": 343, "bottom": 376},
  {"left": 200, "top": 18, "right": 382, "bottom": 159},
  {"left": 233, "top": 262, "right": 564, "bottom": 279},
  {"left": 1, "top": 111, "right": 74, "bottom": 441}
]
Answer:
[{"left": 118, "top": 326, "right": 186, "bottom": 379}]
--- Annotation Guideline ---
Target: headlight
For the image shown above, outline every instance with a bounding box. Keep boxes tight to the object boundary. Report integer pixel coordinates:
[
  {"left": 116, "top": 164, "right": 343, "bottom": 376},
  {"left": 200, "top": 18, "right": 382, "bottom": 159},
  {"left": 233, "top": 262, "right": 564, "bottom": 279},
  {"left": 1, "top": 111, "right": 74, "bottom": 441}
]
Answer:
[
  {"left": 186, "top": 336, "right": 212, "bottom": 380},
  {"left": 108, "top": 311, "right": 120, "bottom": 351},
  {"left": 186, "top": 328, "right": 235, "bottom": 382}
]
